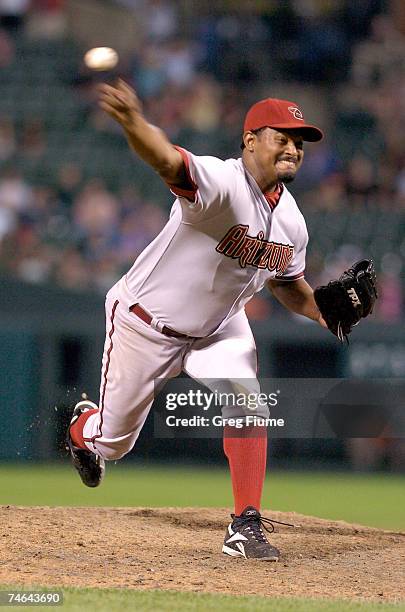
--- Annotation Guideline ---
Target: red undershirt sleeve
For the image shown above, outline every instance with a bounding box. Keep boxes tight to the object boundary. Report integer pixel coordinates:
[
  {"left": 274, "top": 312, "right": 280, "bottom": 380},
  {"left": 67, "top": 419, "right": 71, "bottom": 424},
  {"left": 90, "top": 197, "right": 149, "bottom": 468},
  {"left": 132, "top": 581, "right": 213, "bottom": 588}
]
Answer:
[{"left": 166, "top": 146, "right": 198, "bottom": 202}]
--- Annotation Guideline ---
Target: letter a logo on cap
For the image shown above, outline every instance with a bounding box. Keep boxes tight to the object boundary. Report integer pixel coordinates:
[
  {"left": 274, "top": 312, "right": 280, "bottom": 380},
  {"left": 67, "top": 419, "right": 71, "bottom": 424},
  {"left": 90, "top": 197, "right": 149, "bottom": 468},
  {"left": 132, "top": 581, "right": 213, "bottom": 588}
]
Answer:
[{"left": 288, "top": 106, "right": 304, "bottom": 120}]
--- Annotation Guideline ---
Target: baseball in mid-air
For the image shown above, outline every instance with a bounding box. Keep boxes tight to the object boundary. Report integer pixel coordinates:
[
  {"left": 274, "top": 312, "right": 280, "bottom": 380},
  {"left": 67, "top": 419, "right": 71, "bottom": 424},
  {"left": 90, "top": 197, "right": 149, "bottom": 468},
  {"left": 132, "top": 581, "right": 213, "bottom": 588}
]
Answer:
[{"left": 84, "top": 47, "right": 119, "bottom": 71}]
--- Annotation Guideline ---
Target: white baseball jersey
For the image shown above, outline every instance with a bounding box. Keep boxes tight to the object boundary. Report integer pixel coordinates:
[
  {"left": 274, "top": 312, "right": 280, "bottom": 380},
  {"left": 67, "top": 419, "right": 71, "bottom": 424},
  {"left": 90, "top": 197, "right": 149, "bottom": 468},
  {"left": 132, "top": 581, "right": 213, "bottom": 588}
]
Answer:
[
  {"left": 81, "top": 148, "right": 309, "bottom": 459},
  {"left": 125, "top": 147, "right": 308, "bottom": 337}
]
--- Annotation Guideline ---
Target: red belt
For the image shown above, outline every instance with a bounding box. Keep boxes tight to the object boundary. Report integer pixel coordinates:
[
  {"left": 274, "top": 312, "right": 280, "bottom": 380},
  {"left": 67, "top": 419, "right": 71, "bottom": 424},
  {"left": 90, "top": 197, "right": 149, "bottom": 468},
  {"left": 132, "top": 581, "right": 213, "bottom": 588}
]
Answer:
[{"left": 130, "top": 304, "right": 193, "bottom": 340}]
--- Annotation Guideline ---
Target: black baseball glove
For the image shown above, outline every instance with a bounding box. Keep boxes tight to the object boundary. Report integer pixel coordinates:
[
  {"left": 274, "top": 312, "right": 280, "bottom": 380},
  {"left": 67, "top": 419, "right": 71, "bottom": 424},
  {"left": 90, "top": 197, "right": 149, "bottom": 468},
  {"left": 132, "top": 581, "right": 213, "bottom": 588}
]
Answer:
[{"left": 314, "top": 259, "right": 378, "bottom": 342}]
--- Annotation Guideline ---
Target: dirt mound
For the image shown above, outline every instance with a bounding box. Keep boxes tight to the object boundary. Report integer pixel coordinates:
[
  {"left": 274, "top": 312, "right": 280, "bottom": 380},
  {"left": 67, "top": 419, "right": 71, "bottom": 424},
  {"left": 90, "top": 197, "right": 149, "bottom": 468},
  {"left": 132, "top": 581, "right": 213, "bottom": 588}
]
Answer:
[{"left": 1, "top": 506, "right": 404, "bottom": 601}]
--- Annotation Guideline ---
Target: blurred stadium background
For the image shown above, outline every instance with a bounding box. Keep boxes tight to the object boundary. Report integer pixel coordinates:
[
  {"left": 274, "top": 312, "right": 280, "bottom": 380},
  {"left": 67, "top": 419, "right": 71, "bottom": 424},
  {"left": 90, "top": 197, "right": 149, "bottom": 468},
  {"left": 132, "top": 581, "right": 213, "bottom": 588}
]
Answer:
[{"left": 1, "top": 0, "right": 405, "bottom": 485}]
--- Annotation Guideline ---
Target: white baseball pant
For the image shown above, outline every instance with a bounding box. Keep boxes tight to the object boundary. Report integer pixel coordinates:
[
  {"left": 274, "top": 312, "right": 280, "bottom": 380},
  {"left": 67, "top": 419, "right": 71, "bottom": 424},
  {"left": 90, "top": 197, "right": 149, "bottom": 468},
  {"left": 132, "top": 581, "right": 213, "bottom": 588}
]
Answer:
[{"left": 82, "top": 277, "right": 264, "bottom": 460}]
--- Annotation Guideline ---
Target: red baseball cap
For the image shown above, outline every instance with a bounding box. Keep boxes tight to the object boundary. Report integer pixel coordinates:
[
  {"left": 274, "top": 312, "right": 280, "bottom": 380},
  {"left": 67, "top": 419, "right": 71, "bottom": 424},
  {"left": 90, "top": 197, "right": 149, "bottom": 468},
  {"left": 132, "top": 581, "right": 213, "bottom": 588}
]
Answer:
[{"left": 244, "top": 98, "right": 323, "bottom": 142}]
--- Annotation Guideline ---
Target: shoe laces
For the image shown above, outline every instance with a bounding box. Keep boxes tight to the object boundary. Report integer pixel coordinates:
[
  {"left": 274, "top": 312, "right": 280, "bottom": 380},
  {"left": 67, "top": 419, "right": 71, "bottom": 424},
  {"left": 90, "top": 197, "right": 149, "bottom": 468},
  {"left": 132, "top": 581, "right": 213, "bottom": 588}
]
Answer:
[{"left": 235, "top": 514, "right": 295, "bottom": 544}]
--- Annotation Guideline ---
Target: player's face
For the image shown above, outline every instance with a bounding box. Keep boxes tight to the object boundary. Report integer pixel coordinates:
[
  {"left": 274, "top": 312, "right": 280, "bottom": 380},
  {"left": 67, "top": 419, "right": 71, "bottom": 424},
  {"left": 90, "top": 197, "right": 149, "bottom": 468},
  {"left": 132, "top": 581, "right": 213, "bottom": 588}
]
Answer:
[{"left": 254, "top": 128, "right": 304, "bottom": 185}]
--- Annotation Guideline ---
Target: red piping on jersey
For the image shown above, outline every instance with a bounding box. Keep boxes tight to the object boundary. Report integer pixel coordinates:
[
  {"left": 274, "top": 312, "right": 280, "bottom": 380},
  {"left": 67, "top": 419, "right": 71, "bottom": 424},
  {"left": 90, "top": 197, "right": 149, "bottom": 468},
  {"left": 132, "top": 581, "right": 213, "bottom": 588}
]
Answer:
[
  {"left": 167, "top": 146, "right": 198, "bottom": 201},
  {"left": 85, "top": 299, "right": 119, "bottom": 445}
]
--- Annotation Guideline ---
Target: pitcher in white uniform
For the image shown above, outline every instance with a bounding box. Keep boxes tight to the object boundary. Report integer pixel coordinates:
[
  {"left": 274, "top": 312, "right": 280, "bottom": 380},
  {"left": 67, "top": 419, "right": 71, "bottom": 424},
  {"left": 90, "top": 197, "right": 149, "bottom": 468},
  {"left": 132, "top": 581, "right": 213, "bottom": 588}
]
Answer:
[{"left": 66, "top": 80, "right": 326, "bottom": 561}]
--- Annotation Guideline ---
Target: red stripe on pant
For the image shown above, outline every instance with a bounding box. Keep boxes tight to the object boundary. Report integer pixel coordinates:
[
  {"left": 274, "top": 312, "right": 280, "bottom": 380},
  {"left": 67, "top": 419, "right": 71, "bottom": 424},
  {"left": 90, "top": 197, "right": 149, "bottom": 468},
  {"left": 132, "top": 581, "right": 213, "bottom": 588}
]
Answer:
[{"left": 80, "top": 299, "right": 119, "bottom": 447}]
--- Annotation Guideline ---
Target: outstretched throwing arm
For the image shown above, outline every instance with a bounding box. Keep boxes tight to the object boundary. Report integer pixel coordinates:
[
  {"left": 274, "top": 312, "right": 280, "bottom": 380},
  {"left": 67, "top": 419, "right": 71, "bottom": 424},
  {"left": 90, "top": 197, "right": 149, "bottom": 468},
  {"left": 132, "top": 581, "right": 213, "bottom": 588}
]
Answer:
[{"left": 98, "top": 79, "right": 185, "bottom": 186}]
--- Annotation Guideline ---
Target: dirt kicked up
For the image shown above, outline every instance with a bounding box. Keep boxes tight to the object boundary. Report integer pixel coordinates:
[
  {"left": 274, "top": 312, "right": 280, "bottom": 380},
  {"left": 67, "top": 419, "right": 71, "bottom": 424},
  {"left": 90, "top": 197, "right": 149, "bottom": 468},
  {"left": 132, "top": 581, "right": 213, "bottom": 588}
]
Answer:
[{"left": 1, "top": 506, "right": 404, "bottom": 602}]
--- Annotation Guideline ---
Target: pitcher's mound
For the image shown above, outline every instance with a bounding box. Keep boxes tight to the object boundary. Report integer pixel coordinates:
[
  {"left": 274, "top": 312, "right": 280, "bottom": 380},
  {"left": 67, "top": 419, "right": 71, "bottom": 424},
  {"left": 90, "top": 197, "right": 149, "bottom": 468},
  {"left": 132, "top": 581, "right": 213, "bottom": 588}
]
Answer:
[{"left": 1, "top": 506, "right": 404, "bottom": 602}]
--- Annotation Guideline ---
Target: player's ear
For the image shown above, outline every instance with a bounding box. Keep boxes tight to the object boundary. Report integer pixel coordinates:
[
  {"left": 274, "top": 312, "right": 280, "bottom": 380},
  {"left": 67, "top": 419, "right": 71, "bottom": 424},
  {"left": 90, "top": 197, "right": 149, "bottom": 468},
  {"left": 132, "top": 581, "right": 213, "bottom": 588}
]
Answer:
[{"left": 243, "top": 131, "right": 255, "bottom": 152}]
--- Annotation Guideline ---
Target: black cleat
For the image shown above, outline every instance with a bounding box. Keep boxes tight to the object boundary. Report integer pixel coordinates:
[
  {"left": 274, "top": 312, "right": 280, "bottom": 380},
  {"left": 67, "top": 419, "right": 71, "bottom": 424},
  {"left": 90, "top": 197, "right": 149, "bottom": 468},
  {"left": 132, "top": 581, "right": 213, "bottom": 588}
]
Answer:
[
  {"left": 222, "top": 506, "right": 293, "bottom": 561},
  {"left": 66, "top": 398, "right": 105, "bottom": 488}
]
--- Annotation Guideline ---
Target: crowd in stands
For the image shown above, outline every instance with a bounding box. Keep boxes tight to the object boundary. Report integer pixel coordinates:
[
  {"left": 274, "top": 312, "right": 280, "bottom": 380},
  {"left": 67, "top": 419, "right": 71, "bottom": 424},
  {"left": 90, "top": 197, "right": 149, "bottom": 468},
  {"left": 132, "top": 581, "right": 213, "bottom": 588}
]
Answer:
[{"left": 0, "top": 0, "right": 404, "bottom": 322}]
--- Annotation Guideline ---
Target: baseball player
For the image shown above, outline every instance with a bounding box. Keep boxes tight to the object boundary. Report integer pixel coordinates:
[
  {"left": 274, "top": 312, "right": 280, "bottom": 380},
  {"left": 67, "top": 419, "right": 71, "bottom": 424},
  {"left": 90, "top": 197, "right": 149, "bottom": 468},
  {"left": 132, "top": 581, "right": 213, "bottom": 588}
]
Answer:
[{"left": 67, "top": 79, "right": 326, "bottom": 561}]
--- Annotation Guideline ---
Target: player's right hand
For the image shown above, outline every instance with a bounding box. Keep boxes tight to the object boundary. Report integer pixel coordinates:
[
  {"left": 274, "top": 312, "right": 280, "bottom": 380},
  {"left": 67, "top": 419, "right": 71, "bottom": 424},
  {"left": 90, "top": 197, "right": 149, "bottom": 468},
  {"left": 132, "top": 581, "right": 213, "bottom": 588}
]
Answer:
[{"left": 98, "top": 79, "right": 143, "bottom": 129}]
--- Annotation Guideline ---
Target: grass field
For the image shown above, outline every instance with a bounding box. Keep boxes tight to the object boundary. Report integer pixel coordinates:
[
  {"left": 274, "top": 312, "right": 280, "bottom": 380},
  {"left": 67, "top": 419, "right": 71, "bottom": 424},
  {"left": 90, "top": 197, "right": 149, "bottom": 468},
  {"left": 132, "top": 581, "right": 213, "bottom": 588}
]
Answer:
[
  {"left": 0, "top": 463, "right": 404, "bottom": 530},
  {"left": 1, "top": 587, "right": 405, "bottom": 612},
  {"left": 1, "top": 465, "right": 404, "bottom": 610}
]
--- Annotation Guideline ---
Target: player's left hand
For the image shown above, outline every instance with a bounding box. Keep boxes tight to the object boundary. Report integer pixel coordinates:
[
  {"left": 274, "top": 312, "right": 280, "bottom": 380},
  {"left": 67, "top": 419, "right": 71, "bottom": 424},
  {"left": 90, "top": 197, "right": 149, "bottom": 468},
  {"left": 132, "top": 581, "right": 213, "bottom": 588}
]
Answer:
[{"left": 314, "top": 259, "right": 378, "bottom": 342}]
